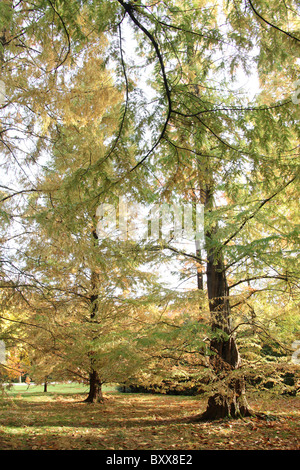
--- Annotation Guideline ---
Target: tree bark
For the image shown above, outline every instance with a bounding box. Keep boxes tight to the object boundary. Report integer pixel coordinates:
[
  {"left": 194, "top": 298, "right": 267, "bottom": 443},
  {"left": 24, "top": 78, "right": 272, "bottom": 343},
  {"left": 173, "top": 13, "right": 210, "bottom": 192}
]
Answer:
[
  {"left": 84, "top": 369, "right": 104, "bottom": 403},
  {"left": 201, "top": 376, "right": 251, "bottom": 420},
  {"left": 200, "top": 249, "right": 252, "bottom": 419},
  {"left": 84, "top": 227, "right": 104, "bottom": 404},
  {"left": 198, "top": 188, "right": 252, "bottom": 420}
]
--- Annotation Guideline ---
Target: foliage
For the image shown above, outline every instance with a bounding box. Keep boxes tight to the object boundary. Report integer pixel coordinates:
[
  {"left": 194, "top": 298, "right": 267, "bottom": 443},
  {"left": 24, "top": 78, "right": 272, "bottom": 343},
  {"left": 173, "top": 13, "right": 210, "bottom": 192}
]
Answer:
[{"left": 0, "top": 0, "right": 299, "bottom": 415}]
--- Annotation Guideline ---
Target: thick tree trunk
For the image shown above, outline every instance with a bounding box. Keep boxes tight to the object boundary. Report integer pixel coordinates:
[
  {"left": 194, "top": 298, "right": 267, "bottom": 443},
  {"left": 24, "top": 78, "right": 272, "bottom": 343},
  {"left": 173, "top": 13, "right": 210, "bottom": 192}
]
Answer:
[
  {"left": 201, "top": 376, "right": 251, "bottom": 420},
  {"left": 84, "top": 369, "right": 104, "bottom": 403},
  {"left": 195, "top": 183, "right": 252, "bottom": 420},
  {"left": 201, "top": 250, "right": 252, "bottom": 419}
]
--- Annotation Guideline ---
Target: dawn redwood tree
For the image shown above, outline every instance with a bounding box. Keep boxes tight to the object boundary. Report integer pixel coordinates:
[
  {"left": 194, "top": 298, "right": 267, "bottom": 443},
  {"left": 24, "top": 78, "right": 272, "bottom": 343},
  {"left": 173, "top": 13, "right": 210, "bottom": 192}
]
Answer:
[
  {"left": 0, "top": 1, "right": 166, "bottom": 403},
  {"left": 105, "top": 0, "right": 299, "bottom": 419},
  {"left": 17, "top": 29, "right": 163, "bottom": 402}
]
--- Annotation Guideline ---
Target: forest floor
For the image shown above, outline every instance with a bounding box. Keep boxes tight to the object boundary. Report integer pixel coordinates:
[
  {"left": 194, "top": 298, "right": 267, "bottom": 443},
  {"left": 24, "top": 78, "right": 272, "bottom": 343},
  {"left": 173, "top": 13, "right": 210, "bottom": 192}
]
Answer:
[{"left": 0, "top": 383, "right": 299, "bottom": 451}]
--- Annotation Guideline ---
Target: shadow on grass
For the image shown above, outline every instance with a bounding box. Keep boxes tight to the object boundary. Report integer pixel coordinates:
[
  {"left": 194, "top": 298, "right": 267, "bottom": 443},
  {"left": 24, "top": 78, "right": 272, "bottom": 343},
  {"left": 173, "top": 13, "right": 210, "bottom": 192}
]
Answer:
[
  {"left": 1, "top": 391, "right": 298, "bottom": 450},
  {"left": 1, "top": 390, "right": 282, "bottom": 431},
  {"left": 0, "top": 393, "right": 207, "bottom": 429}
]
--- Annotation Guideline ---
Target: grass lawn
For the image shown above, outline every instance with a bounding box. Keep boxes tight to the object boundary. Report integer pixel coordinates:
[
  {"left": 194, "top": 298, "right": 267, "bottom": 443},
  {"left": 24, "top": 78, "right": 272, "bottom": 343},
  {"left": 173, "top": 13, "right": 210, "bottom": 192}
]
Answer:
[{"left": 0, "top": 384, "right": 299, "bottom": 450}]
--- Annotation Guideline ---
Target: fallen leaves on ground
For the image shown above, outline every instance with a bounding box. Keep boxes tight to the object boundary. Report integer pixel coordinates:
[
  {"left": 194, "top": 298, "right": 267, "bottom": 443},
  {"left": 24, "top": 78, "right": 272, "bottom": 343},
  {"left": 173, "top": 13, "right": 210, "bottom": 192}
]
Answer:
[{"left": 0, "top": 392, "right": 299, "bottom": 450}]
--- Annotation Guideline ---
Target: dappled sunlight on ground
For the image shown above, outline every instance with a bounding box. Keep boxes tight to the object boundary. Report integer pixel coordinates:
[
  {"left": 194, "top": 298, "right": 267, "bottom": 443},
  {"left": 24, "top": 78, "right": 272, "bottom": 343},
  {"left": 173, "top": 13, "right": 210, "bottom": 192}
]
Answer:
[{"left": 0, "top": 389, "right": 299, "bottom": 450}]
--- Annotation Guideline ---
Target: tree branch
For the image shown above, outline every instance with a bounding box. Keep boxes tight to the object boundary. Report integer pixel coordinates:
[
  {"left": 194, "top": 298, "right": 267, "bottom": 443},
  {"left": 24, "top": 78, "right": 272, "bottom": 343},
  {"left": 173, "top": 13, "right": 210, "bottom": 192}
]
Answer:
[
  {"left": 117, "top": 0, "right": 172, "bottom": 171},
  {"left": 248, "top": 0, "right": 300, "bottom": 42},
  {"left": 223, "top": 173, "right": 299, "bottom": 248}
]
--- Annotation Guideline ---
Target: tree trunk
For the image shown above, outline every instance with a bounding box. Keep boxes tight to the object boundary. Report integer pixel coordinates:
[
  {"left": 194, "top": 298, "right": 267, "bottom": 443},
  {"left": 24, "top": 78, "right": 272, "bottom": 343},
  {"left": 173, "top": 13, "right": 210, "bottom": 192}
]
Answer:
[
  {"left": 84, "top": 227, "right": 104, "bottom": 404},
  {"left": 43, "top": 377, "right": 48, "bottom": 393},
  {"left": 196, "top": 184, "right": 252, "bottom": 420},
  {"left": 201, "top": 376, "right": 251, "bottom": 420},
  {"left": 200, "top": 248, "right": 252, "bottom": 419},
  {"left": 84, "top": 369, "right": 103, "bottom": 403}
]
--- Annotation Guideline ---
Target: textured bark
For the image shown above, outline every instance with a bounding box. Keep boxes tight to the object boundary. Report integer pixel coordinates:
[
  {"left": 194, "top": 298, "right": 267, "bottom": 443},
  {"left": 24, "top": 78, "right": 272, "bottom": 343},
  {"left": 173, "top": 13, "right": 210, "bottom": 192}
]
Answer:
[
  {"left": 201, "top": 376, "right": 252, "bottom": 420},
  {"left": 84, "top": 369, "right": 104, "bottom": 403},
  {"left": 199, "top": 192, "right": 253, "bottom": 420},
  {"left": 201, "top": 252, "right": 253, "bottom": 419}
]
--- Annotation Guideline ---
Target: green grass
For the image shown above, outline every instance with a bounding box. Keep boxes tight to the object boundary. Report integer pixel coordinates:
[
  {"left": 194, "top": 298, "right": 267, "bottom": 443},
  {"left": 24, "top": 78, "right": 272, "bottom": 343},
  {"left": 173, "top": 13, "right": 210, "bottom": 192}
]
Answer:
[{"left": 3, "top": 382, "right": 117, "bottom": 398}]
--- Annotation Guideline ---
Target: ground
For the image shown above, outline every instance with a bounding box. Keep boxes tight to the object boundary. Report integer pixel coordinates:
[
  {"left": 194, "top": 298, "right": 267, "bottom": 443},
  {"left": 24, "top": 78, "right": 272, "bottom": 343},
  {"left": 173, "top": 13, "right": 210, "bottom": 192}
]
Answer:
[{"left": 0, "top": 383, "right": 299, "bottom": 450}]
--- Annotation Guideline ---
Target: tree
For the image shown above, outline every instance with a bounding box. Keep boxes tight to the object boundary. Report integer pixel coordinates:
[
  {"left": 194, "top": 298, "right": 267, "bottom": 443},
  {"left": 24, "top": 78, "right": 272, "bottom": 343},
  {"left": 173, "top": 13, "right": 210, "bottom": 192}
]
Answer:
[
  {"left": 1, "top": 0, "right": 299, "bottom": 419},
  {"left": 105, "top": 0, "right": 300, "bottom": 419},
  {"left": 14, "top": 25, "right": 165, "bottom": 402}
]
